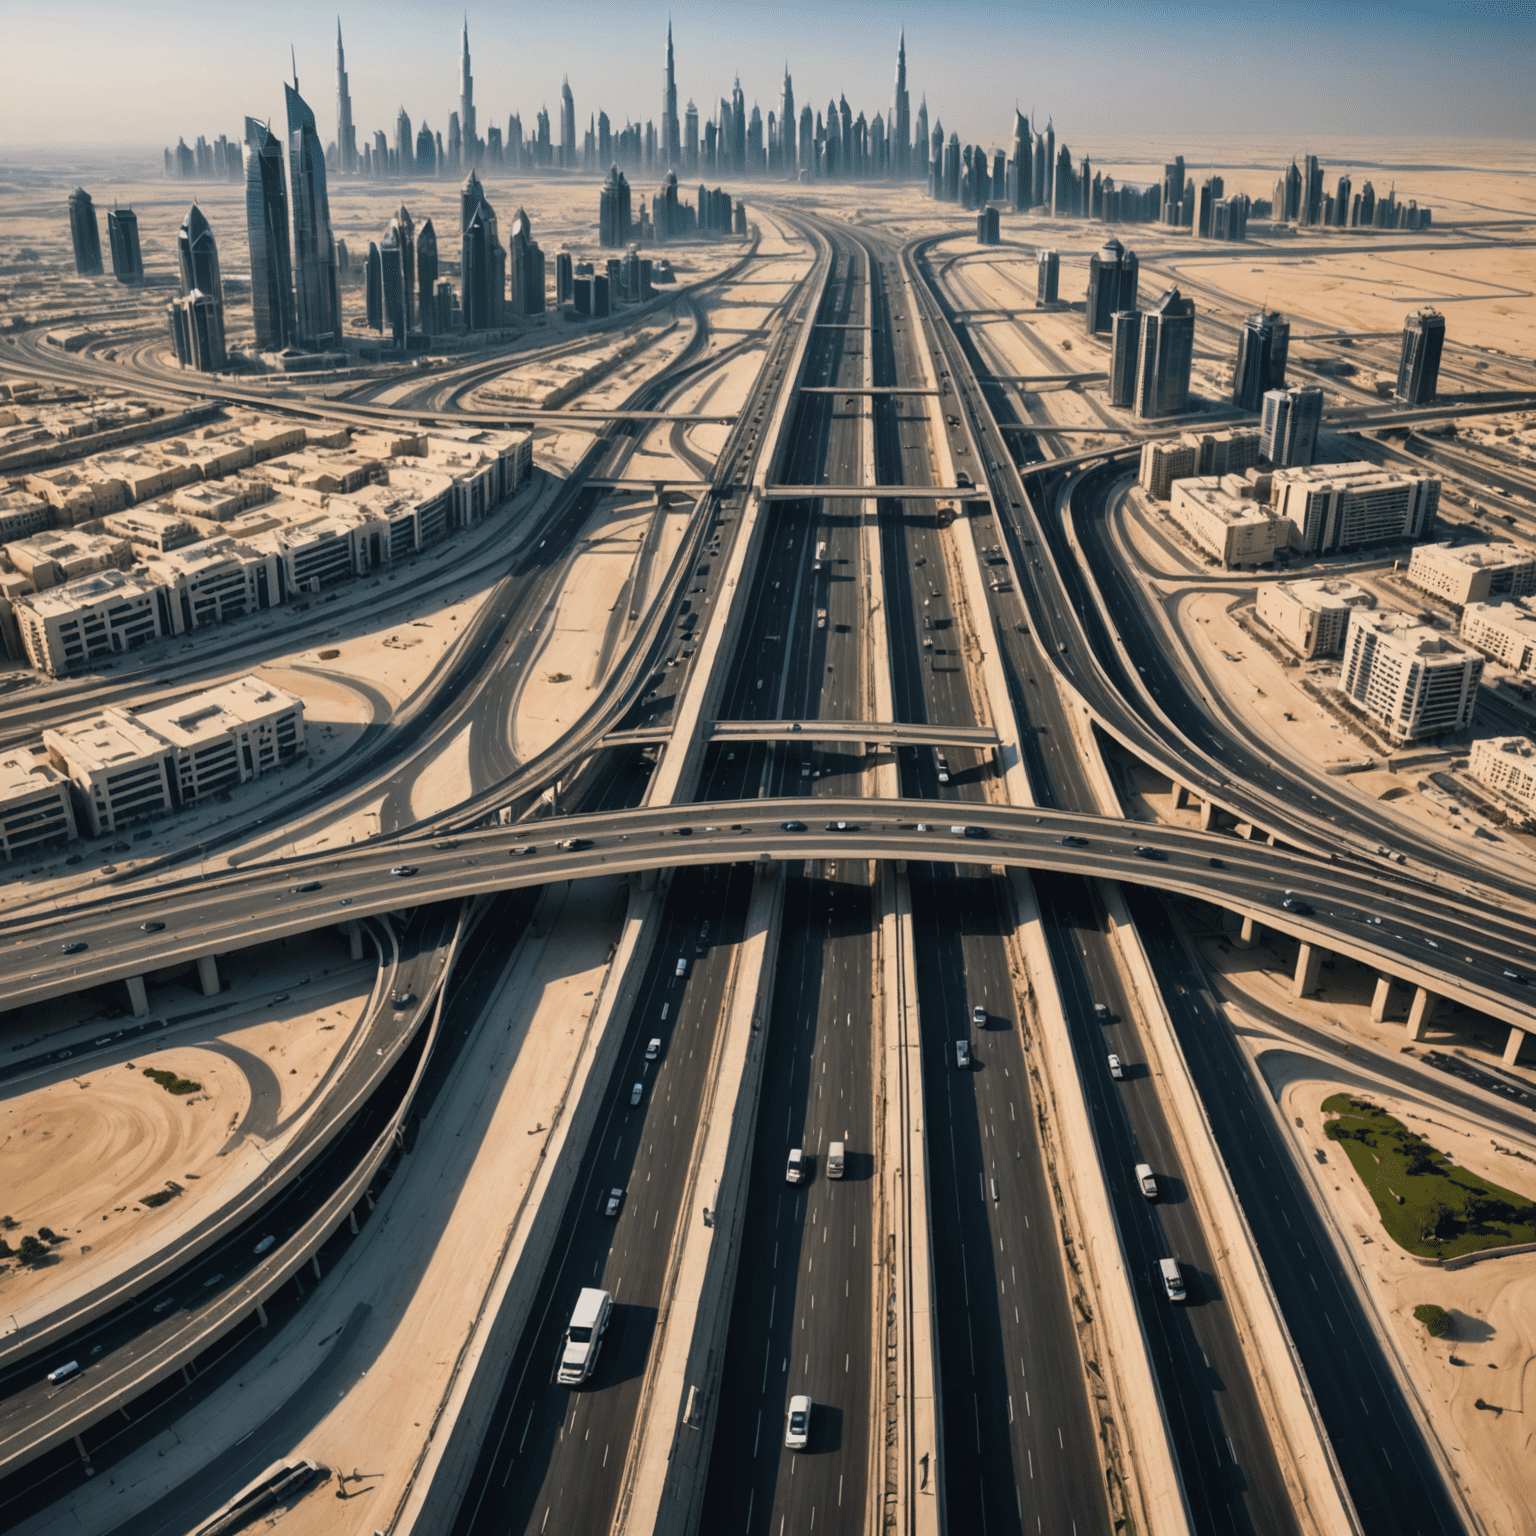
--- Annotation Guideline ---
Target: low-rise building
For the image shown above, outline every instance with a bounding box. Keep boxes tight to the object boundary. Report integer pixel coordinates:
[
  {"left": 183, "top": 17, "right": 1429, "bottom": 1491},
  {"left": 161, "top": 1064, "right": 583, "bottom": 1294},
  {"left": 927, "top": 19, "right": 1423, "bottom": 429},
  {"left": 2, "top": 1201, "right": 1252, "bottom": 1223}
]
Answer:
[
  {"left": 1469, "top": 735, "right": 1536, "bottom": 813},
  {"left": 24, "top": 463, "right": 128, "bottom": 522},
  {"left": 102, "top": 507, "right": 198, "bottom": 552},
  {"left": 1138, "top": 439, "right": 1197, "bottom": 501},
  {"left": 1179, "top": 428, "right": 1262, "bottom": 478},
  {"left": 173, "top": 476, "right": 273, "bottom": 523},
  {"left": 1460, "top": 596, "right": 1536, "bottom": 676},
  {"left": 1169, "top": 475, "right": 1287, "bottom": 567},
  {"left": 0, "top": 746, "right": 78, "bottom": 860},
  {"left": 139, "top": 538, "right": 281, "bottom": 634},
  {"left": 1254, "top": 578, "right": 1377, "bottom": 658},
  {"left": 4, "top": 529, "right": 133, "bottom": 590},
  {"left": 0, "top": 491, "right": 55, "bottom": 542},
  {"left": 1339, "top": 611, "right": 1482, "bottom": 740},
  {"left": 43, "top": 709, "right": 175, "bottom": 834},
  {"left": 12, "top": 567, "right": 163, "bottom": 675},
  {"left": 1406, "top": 541, "right": 1536, "bottom": 607},
  {"left": 91, "top": 448, "right": 201, "bottom": 505},
  {"left": 242, "top": 509, "right": 379, "bottom": 594},
  {"left": 1269, "top": 462, "right": 1439, "bottom": 555}
]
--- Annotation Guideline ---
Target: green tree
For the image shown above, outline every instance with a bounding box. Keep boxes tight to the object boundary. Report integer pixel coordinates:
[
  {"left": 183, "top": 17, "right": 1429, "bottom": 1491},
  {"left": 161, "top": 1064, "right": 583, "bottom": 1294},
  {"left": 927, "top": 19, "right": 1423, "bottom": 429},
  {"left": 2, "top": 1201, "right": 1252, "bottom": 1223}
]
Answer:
[
  {"left": 1414, "top": 1304, "right": 1451, "bottom": 1338},
  {"left": 15, "top": 1235, "right": 48, "bottom": 1266}
]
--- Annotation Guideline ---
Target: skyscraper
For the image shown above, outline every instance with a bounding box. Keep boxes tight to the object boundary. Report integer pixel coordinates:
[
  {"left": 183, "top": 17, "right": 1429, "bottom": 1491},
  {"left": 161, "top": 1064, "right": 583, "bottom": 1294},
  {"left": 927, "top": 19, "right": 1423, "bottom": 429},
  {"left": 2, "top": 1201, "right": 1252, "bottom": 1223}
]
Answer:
[
  {"left": 380, "top": 224, "right": 408, "bottom": 344},
  {"left": 244, "top": 117, "right": 296, "bottom": 352},
  {"left": 1135, "top": 287, "right": 1196, "bottom": 418},
  {"left": 1397, "top": 309, "right": 1445, "bottom": 405},
  {"left": 599, "top": 165, "right": 631, "bottom": 247},
  {"left": 1260, "top": 386, "right": 1322, "bottom": 467},
  {"left": 508, "top": 207, "right": 545, "bottom": 317},
  {"left": 336, "top": 21, "right": 357, "bottom": 174},
  {"left": 460, "top": 19, "right": 477, "bottom": 166},
  {"left": 392, "top": 206, "right": 415, "bottom": 331},
  {"left": 1109, "top": 311, "right": 1141, "bottom": 407},
  {"left": 396, "top": 108, "right": 414, "bottom": 176},
  {"left": 1011, "top": 111, "right": 1031, "bottom": 211},
  {"left": 177, "top": 203, "right": 224, "bottom": 340},
  {"left": 732, "top": 78, "right": 746, "bottom": 173},
  {"left": 1085, "top": 237, "right": 1137, "bottom": 336},
  {"left": 461, "top": 189, "right": 502, "bottom": 331},
  {"left": 1233, "top": 311, "right": 1290, "bottom": 410},
  {"left": 68, "top": 188, "right": 103, "bottom": 276},
  {"left": 892, "top": 32, "right": 910, "bottom": 179},
  {"left": 365, "top": 241, "right": 383, "bottom": 331},
  {"left": 561, "top": 79, "right": 576, "bottom": 170},
  {"left": 662, "top": 24, "right": 680, "bottom": 171},
  {"left": 780, "top": 71, "right": 795, "bottom": 178},
  {"left": 167, "top": 291, "right": 225, "bottom": 371},
  {"left": 416, "top": 219, "right": 438, "bottom": 329},
  {"left": 1037, "top": 249, "right": 1059, "bottom": 304},
  {"left": 416, "top": 123, "right": 437, "bottom": 177},
  {"left": 286, "top": 76, "right": 342, "bottom": 349},
  {"left": 1301, "top": 154, "right": 1324, "bottom": 227},
  {"left": 106, "top": 206, "right": 143, "bottom": 285}
]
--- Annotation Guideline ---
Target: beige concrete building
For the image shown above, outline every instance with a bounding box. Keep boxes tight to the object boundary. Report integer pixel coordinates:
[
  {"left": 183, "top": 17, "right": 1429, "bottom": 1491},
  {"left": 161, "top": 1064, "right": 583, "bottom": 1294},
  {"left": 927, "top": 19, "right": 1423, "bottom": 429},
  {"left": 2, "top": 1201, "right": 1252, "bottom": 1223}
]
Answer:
[
  {"left": 1406, "top": 540, "right": 1536, "bottom": 607},
  {"left": 0, "top": 491, "right": 55, "bottom": 542},
  {"left": 1460, "top": 596, "right": 1536, "bottom": 676},
  {"left": 139, "top": 538, "right": 281, "bottom": 635},
  {"left": 1169, "top": 475, "right": 1287, "bottom": 567},
  {"left": 101, "top": 508, "right": 198, "bottom": 552},
  {"left": 44, "top": 710, "right": 175, "bottom": 835},
  {"left": 12, "top": 567, "right": 163, "bottom": 676},
  {"left": 0, "top": 745, "right": 78, "bottom": 860},
  {"left": 1469, "top": 735, "right": 1536, "bottom": 813},
  {"left": 3, "top": 528, "right": 133, "bottom": 590},
  {"left": 1254, "top": 578, "right": 1377, "bottom": 659},
  {"left": 23, "top": 463, "right": 129, "bottom": 522},
  {"left": 1339, "top": 611, "right": 1482, "bottom": 740},
  {"left": 1179, "top": 428, "right": 1261, "bottom": 478},
  {"left": 172, "top": 476, "right": 274, "bottom": 523},
  {"left": 1139, "top": 439, "right": 1197, "bottom": 501},
  {"left": 1270, "top": 462, "right": 1440, "bottom": 555}
]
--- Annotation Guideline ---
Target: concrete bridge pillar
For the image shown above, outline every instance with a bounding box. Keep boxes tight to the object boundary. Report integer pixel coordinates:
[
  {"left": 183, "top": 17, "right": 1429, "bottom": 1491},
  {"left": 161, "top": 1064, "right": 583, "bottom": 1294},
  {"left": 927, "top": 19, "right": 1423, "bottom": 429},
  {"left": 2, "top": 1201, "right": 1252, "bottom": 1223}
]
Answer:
[
  {"left": 196, "top": 954, "right": 220, "bottom": 997},
  {"left": 1171, "top": 783, "right": 1190, "bottom": 810},
  {"left": 1200, "top": 800, "right": 1217, "bottom": 831},
  {"left": 125, "top": 975, "right": 149, "bottom": 1018},
  {"left": 1405, "top": 986, "right": 1437, "bottom": 1042},
  {"left": 1292, "top": 942, "right": 1324, "bottom": 999},
  {"left": 1234, "top": 913, "right": 1258, "bottom": 949},
  {"left": 1369, "top": 975, "right": 1396, "bottom": 1023},
  {"left": 345, "top": 920, "right": 363, "bottom": 960},
  {"left": 1503, "top": 1026, "right": 1527, "bottom": 1067}
]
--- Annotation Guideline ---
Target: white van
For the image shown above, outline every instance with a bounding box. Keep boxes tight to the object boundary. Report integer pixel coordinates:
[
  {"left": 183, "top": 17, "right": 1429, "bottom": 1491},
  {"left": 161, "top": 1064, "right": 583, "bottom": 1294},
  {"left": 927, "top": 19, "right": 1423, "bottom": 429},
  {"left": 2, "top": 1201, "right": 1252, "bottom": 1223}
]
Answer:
[
  {"left": 557, "top": 1287, "right": 612, "bottom": 1384},
  {"left": 786, "top": 1147, "right": 804, "bottom": 1184},
  {"left": 675, "top": 957, "right": 687, "bottom": 977},
  {"left": 46, "top": 1361, "right": 81, "bottom": 1386},
  {"left": 827, "top": 1140, "right": 845, "bottom": 1179},
  {"left": 1159, "top": 1258, "right": 1186, "bottom": 1303},
  {"left": 1135, "top": 1164, "right": 1158, "bottom": 1200}
]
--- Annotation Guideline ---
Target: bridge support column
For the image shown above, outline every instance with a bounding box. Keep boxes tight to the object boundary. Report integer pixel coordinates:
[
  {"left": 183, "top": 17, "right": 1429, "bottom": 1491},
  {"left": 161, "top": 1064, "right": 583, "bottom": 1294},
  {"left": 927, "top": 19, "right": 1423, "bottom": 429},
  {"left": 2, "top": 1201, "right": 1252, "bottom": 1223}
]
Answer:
[
  {"left": 1171, "top": 783, "right": 1190, "bottom": 810},
  {"left": 1369, "top": 976, "right": 1396, "bottom": 1022},
  {"left": 632, "top": 867, "right": 657, "bottom": 893},
  {"left": 344, "top": 920, "right": 363, "bottom": 960},
  {"left": 311, "top": 1254, "right": 323, "bottom": 1281},
  {"left": 1234, "top": 913, "right": 1258, "bottom": 949},
  {"left": 196, "top": 954, "right": 219, "bottom": 997},
  {"left": 1503, "top": 1026, "right": 1527, "bottom": 1067},
  {"left": 256, "top": 1302, "right": 268, "bottom": 1327},
  {"left": 1406, "top": 987, "right": 1437, "bottom": 1042},
  {"left": 1200, "top": 799, "right": 1217, "bottom": 831},
  {"left": 125, "top": 975, "right": 149, "bottom": 1018},
  {"left": 73, "top": 1434, "right": 93, "bottom": 1475},
  {"left": 1292, "top": 942, "right": 1324, "bottom": 999}
]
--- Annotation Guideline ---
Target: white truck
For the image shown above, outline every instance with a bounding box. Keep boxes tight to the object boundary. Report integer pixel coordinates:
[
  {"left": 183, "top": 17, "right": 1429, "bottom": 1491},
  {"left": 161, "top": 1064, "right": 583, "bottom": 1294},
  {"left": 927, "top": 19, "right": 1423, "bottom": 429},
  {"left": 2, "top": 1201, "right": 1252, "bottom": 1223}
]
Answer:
[
  {"left": 557, "top": 1287, "right": 612, "bottom": 1385},
  {"left": 827, "top": 1140, "right": 845, "bottom": 1179}
]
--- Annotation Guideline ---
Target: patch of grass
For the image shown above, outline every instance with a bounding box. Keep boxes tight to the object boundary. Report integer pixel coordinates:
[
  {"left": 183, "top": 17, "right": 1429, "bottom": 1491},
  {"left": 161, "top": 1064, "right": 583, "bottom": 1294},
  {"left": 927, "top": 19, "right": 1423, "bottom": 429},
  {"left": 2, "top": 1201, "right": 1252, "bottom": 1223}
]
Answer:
[
  {"left": 143, "top": 1067, "right": 201, "bottom": 1096},
  {"left": 1414, "top": 1304, "right": 1451, "bottom": 1337},
  {"left": 1323, "top": 1094, "right": 1536, "bottom": 1259},
  {"left": 140, "top": 1189, "right": 178, "bottom": 1209}
]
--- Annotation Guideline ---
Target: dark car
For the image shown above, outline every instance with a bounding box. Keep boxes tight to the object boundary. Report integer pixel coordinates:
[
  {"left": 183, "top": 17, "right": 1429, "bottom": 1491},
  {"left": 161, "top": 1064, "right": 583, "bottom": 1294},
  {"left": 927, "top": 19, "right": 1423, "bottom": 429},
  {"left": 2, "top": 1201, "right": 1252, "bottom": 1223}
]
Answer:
[
  {"left": 781, "top": 821, "right": 807, "bottom": 832},
  {"left": 675, "top": 826, "right": 694, "bottom": 837},
  {"left": 1061, "top": 835, "right": 1089, "bottom": 848},
  {"left": 558, "top": 838, "right": 592, "bottom": 851},
  {"left": 1131, "top": 845, "right": 1163, "bottom": 860},
  {"left": 293, "top": 880, "right": 323, "bottom": 893},
  {"left": 510, "top": 845, "right": 537, "bottom": 858},
  {"left": 61, "top": 941, "right": 88, "bottom": 955},
  {"left": 140, "top": 920, "right": 165, "bottom": 933},
  {"left": 390, "top": 865, "right": 418, "bottom": 876},
  {"left": 1281, "top": 896, "right": 1312, "bottom": 915},
  {"left": 960, "top": 825, "right": 988, "bottom": 840}
]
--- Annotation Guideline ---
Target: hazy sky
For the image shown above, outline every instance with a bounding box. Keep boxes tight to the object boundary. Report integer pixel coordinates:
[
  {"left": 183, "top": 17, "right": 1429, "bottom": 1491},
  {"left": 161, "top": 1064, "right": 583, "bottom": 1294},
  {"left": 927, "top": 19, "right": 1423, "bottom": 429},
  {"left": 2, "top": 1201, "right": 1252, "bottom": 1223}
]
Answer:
[{"left": 2, "top": 0, "right": 1531, "bottom": 159}]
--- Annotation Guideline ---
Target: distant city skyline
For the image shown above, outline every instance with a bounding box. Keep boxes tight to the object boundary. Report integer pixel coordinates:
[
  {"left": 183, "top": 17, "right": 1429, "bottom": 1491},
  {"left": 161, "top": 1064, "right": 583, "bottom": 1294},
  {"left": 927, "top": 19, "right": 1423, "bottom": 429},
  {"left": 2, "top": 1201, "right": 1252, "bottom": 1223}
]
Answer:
[{"left": 2, "top": 0, "right": 1530, "bottom": 156}]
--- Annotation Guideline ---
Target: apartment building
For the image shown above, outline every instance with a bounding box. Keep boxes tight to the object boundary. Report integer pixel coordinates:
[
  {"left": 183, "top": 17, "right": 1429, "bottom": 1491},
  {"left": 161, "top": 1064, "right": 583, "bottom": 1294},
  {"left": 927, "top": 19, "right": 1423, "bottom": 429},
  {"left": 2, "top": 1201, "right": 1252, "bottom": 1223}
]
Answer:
[
  {"left": 1255, "top": 578, "right": 1376, "bottom": 659},
  {"left": 102, "top": 508, "right": 198, "bottom": 552},
  {"left": 1469, "top": 735, "right": 1536, "bottom": 814},
  {"left": 1460, "top": 597, "right": 1536, "bottom": 677},
  {"left": 0, "top": 491, "right": 55, "bottom": 542},
  {"left": 140, "top": 538, "right": 283, "bottom": 634},
  {"left": 12, "top": 567, "right": 163, "bottom": 675},
  {"left": 0, "top": 746, "right": 78, "bottom": 860},
  {"left": 1169, "top": 475, "right": 1286, "bottom": 567},
  {"left": 1269, "top": 462, "right": 1439, "bottom": 556},
  {"left": 1138, "top": 439, "right": 1198, "bottom": 501},
  {"left": 44, "top": 710, "right": 175, "bottom": 834},
  {"left": 3, "top": 529, "right": 132, "bottom": 590},
  {"left": 1407, "top": 541, "right": 1536, "bottom": 607},
  {"left": 1339, "top": 611, "right": 1482, "bottom": 740}
]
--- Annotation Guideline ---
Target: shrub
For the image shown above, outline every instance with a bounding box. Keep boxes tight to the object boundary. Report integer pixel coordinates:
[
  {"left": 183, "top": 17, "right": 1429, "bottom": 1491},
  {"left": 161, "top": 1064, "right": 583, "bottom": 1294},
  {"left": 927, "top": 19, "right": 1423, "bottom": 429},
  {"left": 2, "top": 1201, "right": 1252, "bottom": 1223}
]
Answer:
[
  {"left": 143, "top": 1067, "right": 202, "bottom": 1096},
  {"left": 1414, "top": 1304, "right": 1451, "bottom": 1338},
  {"left": 15, "top": 1235, "right": 48, "bottom": 1266},
  {"left": 37, "top": 1227, "right": 60, "bottom": 1244},
  {"left": 140, "top": 1190, "right": 175, "bottom": 1209}
]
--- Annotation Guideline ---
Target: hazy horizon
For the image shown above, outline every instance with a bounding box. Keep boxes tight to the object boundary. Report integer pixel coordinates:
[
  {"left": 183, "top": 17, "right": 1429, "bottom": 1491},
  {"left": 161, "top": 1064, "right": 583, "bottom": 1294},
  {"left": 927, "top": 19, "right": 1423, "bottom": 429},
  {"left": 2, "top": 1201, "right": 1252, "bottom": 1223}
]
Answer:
[{"left": 2, "top": 0, "right": 1531, "bottom": 163}]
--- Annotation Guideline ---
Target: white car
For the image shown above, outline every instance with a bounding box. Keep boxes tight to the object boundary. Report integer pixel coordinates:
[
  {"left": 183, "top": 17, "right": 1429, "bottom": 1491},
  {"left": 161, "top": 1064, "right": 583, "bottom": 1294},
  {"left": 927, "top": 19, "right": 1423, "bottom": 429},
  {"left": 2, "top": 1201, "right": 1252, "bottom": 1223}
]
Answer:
[
  {"left": 604, "top": 1189, "right": 625, "bottom": 1218},
  {"left": 1107, "top": 1054, "right": 1124, "bottom": 1080},
  {"left": 645, "top": 1038, "right": 661, "bottom": 1061},
  {"left": 785, "top": 1394, "right": 812, "bottom": 1450},
  {"left": 971, "top": 1005, "right": 986, "bottom": 1026},
  {"left": 955, "top": 1039, "right": 971, "bottom": 1069},
  {"left": 675, "top": 957, "right": 687, "bottom": 977},
  {"left": 629, "top": 1082, "right": 644, "bottom": 1106}
]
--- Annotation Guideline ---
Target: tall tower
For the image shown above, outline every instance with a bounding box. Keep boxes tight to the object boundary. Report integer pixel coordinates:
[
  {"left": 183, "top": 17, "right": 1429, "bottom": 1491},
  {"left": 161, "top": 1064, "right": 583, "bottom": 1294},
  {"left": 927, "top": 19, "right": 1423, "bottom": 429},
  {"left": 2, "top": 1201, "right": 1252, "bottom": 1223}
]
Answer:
[
  {"left": 107, "top": 206, "right": 143, "bottom": 284},
  {"left": 244, "top": 117, "right": 296, "bottom": 351},
  {"left": 732, "top": 77, "right": 746, "bottom": 174},
  {"left": 286, "top": 74, "right": 342, "bottom": 348},
  {"left": 67, "top": 188, "right": 103, "bottom": 275},
  {"left": 336, "top": 20, "right": 357, "bottom": 174},
  {"left": 1396, "top": 309, "right": 1445, "bottom": 405},
  {"left": 176, "top": 203, "right": 226, "bottom": 360},
  {"left": 1135, "top": 287, "right": 1196, "bottom": 419},
  {"left": 460, "top": 18, "right": 477, "bottom": 165},
  {"left": 780, "top": 68, "right": 795, "bottom": 179},
  {"left": 560, "top": 77, "right": 576, "bottom": 169},
  {"left": 892, "top": 31, "right": 910, "bottom": 180},
  {"left": 1010, "top": 110, "right": 1030, "bottom": 211},
  {"left": 662, "top": 23, "right": 680, "bottom": 171},
  {"left": 1233, "top": 311, "right": 1290, "bottom": 409}
]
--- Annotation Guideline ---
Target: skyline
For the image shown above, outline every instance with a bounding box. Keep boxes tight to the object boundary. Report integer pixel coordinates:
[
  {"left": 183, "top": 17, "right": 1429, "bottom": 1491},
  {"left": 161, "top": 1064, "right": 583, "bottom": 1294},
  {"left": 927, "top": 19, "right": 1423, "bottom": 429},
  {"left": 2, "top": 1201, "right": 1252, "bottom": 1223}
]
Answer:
[{"left": 3, "top": 1, "right": 1532, "bottom": 157}]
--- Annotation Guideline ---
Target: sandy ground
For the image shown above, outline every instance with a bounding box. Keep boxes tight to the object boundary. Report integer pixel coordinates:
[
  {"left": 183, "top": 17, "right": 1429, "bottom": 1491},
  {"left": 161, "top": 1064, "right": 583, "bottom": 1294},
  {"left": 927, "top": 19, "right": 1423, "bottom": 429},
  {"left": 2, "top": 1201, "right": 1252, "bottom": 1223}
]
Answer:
[
  {"left": 1255, "top": 1052, "right": 1536, "bottom": 1536},
  {"left": 0, "top": 932, "right": 373, "bottom": 1327},
  {"left": 24, "top": 877, "right": 627, "bottom": 1536}
]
